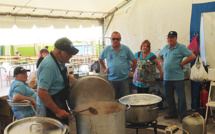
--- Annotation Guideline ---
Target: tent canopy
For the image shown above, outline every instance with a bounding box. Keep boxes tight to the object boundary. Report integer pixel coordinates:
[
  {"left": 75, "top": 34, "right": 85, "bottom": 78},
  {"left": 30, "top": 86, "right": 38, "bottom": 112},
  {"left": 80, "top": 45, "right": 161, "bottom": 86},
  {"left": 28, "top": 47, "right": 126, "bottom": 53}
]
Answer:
[
  {"left": 0, "top": 0, "right": 130, "bottom": 28},
  {"left": 0, "top": 0, "right": 128, "bottom": 19}
]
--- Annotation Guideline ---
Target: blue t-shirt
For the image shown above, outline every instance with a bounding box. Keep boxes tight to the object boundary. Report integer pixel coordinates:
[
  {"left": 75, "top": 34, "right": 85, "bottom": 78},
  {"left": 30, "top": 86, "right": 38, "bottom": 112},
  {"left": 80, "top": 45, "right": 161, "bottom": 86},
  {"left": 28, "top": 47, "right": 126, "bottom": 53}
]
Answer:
[
  {"left": 37, "top": 54, "right": 65, "bottom": 108},
  {"left": 133, "top": 52, "right": 156, "bottom": 88},
  {"left": 8, "top": 79, "right": 37, "bottom": 119},
  {"left": 99, "top": 44, "right": 135, "bottom": 81},
  {"left": 160, "top": 43, "right": 192, "bottom": 80}
]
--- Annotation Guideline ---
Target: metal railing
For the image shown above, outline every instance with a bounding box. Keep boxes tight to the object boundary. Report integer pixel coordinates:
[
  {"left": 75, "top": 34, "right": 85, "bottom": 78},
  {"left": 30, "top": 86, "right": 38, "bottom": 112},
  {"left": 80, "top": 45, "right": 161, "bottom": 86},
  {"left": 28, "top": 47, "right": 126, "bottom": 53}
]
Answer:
[{"left": 0, "top": 63, "right": 36, "bottom": 88}]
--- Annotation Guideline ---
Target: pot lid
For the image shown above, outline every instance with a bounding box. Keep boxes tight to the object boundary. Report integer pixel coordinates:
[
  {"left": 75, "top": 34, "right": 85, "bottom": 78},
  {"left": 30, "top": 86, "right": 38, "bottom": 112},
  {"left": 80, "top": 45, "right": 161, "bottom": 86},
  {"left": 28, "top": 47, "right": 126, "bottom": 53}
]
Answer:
[
  {"left": 119, "top": 94, "right": 162, "bottom": 106},
  {"left": 69, "top": 75, "right": 115, "bottom": 109},
  {"left": 4, "top": 117, "right": 66, "bottom": 134}
]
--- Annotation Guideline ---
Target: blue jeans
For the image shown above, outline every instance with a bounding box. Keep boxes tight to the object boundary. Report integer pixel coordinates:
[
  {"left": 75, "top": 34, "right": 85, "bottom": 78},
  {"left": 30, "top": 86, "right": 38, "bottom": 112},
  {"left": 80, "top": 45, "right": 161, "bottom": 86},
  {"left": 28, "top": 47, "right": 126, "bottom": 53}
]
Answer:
[
  {"left": 191, "top": 81, "right": 201, "bottom": 111},
  {"left": 111, "top": 78, "right": 129, "bottom": 100},
  {"left": 163, "top": 80, "right": 187, "bottom": 117}
]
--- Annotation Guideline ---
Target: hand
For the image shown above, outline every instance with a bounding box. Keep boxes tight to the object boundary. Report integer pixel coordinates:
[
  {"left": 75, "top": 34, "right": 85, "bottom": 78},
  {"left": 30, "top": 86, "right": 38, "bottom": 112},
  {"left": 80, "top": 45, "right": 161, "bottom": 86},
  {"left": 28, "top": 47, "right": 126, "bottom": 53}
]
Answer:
[
  {"left": 161, "top": 61, "right": 164, "bottom": 65},
  {"left": 56, "top": 109, "right": 70, "bottom": 119},
  {"left": 104, "top": 68, "right": 109, "bottom": 74},
  {"left": 129, "top": 72, "right": 133, "bottom": 78},
  {"left": 159, "top": 73, "right": 163, "bottom": 79},
  {"left": 29, "top": 98, "right": 37, "bottom": 108},
  {"left": 180, "top": 62, "right": 185, "bottom": 69}
]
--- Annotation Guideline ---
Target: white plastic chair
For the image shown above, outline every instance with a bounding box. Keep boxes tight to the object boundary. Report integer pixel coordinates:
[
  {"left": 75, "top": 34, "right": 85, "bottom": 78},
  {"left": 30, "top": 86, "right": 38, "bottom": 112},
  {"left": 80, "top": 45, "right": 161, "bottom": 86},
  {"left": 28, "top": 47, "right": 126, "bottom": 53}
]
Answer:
[{"left": 7, "top": 99, "right": 38, "bottom": 119}]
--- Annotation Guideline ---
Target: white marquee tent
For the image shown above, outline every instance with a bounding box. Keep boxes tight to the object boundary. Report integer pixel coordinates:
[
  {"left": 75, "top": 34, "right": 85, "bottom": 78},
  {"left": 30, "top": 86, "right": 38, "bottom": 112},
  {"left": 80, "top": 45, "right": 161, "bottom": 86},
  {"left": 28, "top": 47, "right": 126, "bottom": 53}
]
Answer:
[{"left": 0, "top": 0, "right": 215, "bottom": 66}]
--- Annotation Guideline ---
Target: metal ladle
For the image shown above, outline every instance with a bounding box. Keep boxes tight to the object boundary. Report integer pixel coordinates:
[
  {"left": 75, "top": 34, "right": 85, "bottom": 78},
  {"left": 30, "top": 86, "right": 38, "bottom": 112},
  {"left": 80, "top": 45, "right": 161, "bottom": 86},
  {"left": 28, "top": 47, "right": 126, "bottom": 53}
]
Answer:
[
  {"left": 66, "top": 100, "right": 98, "bottom": 115},
  {"left": 76, "top": 107, "right": 98, "bottom": 115}
]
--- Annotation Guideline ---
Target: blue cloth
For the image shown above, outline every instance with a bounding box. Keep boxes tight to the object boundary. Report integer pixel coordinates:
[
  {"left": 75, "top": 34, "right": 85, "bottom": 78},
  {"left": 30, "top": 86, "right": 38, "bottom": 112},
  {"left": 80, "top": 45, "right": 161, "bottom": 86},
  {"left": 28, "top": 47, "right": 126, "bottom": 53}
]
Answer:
[
  {"left": 160, "top": 43, "right": 192, "bottom": 81},
  {"left": 133, "top": 52, "right": 156, "bottom": 88},
  {"left": 8, "top": 79, "right": 37, "bottom": 119},
  {"left": 163, "top": 80, "right": 187, "bottom": 117},
  {"left": 36, "top": 54, "right": 66, "bottom": 115},
  {"left": 190, "top": 2, "right": 215, "bottom": 43},
  {"left": 99, "top": 44, "right": 135, "bottom": 81}
]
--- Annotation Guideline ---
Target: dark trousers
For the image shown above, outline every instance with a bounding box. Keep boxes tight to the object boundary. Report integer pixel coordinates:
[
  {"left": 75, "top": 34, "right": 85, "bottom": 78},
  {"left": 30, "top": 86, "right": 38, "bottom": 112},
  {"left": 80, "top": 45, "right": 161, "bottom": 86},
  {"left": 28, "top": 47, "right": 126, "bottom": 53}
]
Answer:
[
  {"left": 136, "top": 87, "right": 150, "bottom": 93},
  {"left": 111, "top": 79, "right": 129, "bottom": 100}
]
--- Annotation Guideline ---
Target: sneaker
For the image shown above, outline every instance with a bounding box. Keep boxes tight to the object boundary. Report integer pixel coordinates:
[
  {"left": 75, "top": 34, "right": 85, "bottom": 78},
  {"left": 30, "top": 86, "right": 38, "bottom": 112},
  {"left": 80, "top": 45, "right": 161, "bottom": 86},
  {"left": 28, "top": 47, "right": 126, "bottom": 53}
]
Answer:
[{"left": 164, "top": 114, "right": 178, "bottom": 119}]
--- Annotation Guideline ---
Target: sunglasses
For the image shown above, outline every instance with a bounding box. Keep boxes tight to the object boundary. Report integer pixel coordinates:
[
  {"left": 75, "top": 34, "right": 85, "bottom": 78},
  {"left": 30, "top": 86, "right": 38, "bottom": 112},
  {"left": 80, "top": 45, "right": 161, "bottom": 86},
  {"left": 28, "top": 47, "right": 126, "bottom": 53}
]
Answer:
[{"left": 111, "top": 38, "right": 120, "bottom": 41}]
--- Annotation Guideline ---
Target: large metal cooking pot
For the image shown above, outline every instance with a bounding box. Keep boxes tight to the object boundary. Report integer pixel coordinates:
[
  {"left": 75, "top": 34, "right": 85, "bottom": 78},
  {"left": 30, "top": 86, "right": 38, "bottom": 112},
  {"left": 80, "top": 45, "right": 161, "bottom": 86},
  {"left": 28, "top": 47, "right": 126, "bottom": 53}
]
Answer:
[
  {"left": 4, "top": 117, "right": 69, "bottom": 134},
  {"left": 74, "top": 101, "right": 126, "bottom": 134},
  {"left": 119, "top": 94, "right": 162, "bottom": 124}
]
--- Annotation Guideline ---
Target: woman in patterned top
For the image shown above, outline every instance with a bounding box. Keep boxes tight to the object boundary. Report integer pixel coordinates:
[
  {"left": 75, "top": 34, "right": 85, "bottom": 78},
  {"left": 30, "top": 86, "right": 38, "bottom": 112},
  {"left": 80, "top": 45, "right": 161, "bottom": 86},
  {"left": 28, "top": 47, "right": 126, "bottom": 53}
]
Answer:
[{"left": 133, "top": 40, "right": 163, "bottom": 93}]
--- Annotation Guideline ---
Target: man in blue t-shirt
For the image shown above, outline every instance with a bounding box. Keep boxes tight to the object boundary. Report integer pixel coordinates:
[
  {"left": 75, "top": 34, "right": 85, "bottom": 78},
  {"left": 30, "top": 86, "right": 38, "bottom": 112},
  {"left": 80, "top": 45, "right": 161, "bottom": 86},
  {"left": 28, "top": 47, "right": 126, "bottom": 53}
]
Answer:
[
  {"left": 99, "top": 31, "right": 137, "bottom": 99},
  {"left": 37, "top": 37, "right": 78, "bottom": 125},
  {"left": 159, "top": 31, "right": 196, "bottom": 123},
  {"left": 9, "top": 67, "right": 37, "bottom": 119}
]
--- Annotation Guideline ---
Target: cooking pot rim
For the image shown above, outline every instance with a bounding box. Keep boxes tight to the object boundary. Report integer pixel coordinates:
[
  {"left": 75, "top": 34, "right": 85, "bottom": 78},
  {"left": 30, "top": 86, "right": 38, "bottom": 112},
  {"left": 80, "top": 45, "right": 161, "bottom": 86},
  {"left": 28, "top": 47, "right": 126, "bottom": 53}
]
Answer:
[
  {"left": 127, "top": 103, "right": 157, "bottom": 107},
  {"left": 119, "top": 94, "right": 162, "bottom": 106}
]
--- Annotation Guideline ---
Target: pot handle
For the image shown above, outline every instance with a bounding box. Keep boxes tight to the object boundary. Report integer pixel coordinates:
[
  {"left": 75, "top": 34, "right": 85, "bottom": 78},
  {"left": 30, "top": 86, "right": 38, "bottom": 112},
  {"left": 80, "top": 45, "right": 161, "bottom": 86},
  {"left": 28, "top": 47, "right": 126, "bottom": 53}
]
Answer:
[
  {"left": 148, "top": 107, "right": 159, "bottom": 111},
  {"left": 30, "top": 123, "right": 43, "bottom": 133},
  {"left": 125, "top": 104, "right": 131, "bottom": 111},
  {"left": 115, "top": 99, "right": 119, "bottom": 102}
]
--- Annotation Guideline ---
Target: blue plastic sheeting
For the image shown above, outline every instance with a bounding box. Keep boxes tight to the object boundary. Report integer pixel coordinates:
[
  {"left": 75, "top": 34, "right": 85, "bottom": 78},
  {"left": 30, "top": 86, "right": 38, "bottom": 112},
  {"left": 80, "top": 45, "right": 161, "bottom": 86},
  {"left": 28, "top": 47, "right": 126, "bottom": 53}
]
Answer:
[{"left": 190, "top": 2, "right": 215, "bottom": 43}]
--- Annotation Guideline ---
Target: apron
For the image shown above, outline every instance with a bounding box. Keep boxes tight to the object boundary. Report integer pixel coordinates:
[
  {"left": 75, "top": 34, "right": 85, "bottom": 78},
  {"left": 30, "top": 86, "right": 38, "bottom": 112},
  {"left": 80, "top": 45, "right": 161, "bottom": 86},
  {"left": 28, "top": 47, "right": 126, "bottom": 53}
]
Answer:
[
  {"left": 133, "top": 52, "right": 156, "bottom": 87},
  {"left": 46, "top": 51, "right": 70, "bottom": 124}
]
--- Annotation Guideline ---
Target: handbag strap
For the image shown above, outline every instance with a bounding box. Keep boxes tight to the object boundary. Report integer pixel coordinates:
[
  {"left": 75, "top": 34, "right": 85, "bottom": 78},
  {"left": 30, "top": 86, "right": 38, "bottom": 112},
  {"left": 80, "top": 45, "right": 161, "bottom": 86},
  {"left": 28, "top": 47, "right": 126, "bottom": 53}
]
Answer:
[{"left": 194, "top": 55, "right": 202, "bottom": 66}]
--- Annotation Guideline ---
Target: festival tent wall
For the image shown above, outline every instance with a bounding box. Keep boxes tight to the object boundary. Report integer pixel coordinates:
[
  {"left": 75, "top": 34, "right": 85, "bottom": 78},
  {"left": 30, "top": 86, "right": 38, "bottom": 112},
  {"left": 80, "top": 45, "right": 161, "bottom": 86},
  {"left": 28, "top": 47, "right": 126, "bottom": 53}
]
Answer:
[{"left": 104, "top": 0, "right": 215, "bottom": 59}]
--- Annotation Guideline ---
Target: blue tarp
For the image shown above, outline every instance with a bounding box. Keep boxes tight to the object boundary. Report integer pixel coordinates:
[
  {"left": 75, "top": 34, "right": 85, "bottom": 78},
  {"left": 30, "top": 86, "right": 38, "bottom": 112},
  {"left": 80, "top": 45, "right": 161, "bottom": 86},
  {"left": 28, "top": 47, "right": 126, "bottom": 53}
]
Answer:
[{"left": 190, "top": 2, "right": 215, "bottom": 43}]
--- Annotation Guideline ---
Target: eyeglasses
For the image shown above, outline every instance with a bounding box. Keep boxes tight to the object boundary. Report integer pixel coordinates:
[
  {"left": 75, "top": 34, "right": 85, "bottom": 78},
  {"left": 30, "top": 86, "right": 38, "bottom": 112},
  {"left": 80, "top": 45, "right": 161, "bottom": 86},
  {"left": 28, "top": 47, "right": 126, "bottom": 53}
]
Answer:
[{"left": 111, "top": 38, "right": 120, "bottom": 41}]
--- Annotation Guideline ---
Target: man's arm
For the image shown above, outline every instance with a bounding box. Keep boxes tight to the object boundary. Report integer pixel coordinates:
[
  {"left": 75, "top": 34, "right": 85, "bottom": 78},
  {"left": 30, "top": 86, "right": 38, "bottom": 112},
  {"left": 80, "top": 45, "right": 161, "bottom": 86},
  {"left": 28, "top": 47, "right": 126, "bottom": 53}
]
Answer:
[
  {"left": 38, "top": 88, "right": 69, "bottom": 119},
  {"left": 154, "top": 59, "right": 163, "bottom": 79},
  {"left": 131, "top": 59, "right": 137, "bottom": 73},
  {"left": 13, "top": 94, "right": 37, "bottom": 107},
  {"left": 180, "top": 53, "right": 196, "bottom": 68},
  {"left": 158, "top": 54, "right": 164, "bottom": 65},
  {"left": 98, "top": 58, "right": 109, "bottom": 74},
  {"left": 128, "top": 58, "right": 137, "bottom": 78}
]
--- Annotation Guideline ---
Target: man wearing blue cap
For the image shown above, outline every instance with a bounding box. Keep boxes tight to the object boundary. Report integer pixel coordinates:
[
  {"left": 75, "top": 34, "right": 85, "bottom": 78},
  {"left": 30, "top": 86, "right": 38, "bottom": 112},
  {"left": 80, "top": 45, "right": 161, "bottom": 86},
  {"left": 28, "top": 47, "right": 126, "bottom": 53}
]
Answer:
[
  {"left": 36, "top": 37, "right": 78, "bottom": 124},
  {"left": 159, "top": 31, "right": 196, "bottom": 123}
]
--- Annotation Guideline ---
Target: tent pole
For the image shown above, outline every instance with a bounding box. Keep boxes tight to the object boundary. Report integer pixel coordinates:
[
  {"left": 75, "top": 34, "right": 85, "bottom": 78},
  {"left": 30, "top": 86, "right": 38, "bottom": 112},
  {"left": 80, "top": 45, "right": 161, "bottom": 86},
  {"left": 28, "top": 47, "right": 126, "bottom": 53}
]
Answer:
[
  {"left": 104, "top": 0, "right": 131, "bottom": 19},
  {"left": 104, "top": 14, "right": 115, "bottom": 36},
  {"left": 102, "top": 18, "right": 105, "bottom": 49}
]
